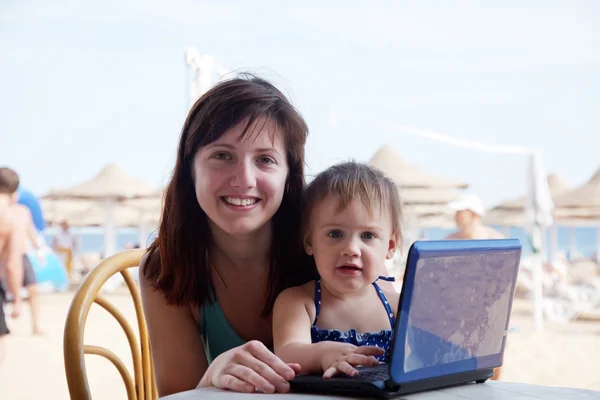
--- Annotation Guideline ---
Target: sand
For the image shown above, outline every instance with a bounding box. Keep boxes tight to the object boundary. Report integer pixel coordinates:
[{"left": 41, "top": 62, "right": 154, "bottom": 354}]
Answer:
[{"left": 0, "top": 291, "right": 599, "bottom": 399}]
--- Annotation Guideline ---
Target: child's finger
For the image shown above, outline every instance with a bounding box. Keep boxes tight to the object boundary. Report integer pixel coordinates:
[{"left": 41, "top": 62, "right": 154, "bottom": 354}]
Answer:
[
  {"left": 346, "top": 354, "right": 380, "bottom": 367},
  {"left": 337, "top": 361, "right": 359, "bottom": 377},
  {"left": 323, "top": 361, "right": 358, "bottom": 380},
  {"left": 354, "top": 346, "right": 385, "bottom": 356},
  {"left": 323, "top": 367, "right": 338, "bottom": 380}
]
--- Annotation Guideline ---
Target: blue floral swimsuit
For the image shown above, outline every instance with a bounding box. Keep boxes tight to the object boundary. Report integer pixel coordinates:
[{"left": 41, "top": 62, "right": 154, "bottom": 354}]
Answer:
[{"left": 310, "top": 276, "right": 396, "bottom": 362}]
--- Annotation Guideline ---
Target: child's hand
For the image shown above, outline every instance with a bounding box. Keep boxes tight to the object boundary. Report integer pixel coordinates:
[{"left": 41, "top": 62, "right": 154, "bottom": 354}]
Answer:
[{"left": 322, "top": 345, "right": 384, "bottom": 379}]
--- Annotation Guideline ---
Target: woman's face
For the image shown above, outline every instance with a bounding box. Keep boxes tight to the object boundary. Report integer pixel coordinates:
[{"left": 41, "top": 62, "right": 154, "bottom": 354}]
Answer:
[{"left": 192, "top": 118, "right": 289, "bottom": 237}]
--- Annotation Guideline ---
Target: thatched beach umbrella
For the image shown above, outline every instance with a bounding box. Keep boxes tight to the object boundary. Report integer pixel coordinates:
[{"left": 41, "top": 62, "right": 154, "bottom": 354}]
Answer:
[
  {"left": 553, "top": 168, "right": 600, "bottom": 210},
  {"left": 43, "top": 163, "right": 157, "bottom": 256},
  {"left": 553, "top": 168, "right": 600, "bottom": 259},
  {"left": 369, "top": 144, "right": 469, "bottom": 242},
  {"left": 40, "top": 199, "right": 94, "bottom": 226},
  {"left": 370, "top": 145, "right": 468, "bottom": 189},
  {"left": 484, "top": 173, "right": 571, "bottom": 227}
]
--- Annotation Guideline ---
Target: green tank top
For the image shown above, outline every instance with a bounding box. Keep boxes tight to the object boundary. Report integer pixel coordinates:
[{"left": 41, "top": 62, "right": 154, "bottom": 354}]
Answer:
[{"left": 199, "top": 284, "right": 246, "bottom": 364}]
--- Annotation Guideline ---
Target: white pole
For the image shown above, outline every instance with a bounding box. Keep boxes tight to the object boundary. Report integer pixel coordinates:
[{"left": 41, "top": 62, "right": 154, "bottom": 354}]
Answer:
[
  {"left": 103, "top": 199, "right": 116, "bottom": 257},
  {"left": 185, "top": 48, "right": 221, "bottom": 106},
  {"left": 548, "top": 224, "right": 558, "bottom": 265},
  {"left": 527, "top": 150, "right": 552, "bottom": 332},
  {"left": 569, "top": 226, "right": 577, "bottom": 260},
  {"left": 532, "top": 252, "right": 544, "bottom": 331}
]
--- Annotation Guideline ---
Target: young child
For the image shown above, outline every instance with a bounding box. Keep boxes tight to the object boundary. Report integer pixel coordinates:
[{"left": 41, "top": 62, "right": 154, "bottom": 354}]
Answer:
[{"left": 273, "top": 161, "right": 403, "bottom": 379}]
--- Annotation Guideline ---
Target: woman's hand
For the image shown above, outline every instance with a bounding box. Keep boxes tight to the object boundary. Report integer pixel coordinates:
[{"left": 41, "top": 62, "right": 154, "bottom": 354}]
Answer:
[
  {"left": 321, "top": 345, "right": 384, "bottom": 379},
  {"left": 198, "top": 340, "right": 301, "bottom": 393}
]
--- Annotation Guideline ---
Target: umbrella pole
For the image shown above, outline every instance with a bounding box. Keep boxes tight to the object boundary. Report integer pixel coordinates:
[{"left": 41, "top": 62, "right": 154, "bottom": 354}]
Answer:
[
  {"left": 103, "top": 199, "right": 116, "bottom": 257},
  {"left": 528, "top": 150, "right": 553, "bottom": 332},
  {"left": 548, "top": 224, "right": 558, "bottom": 266},
  {"left": 531, "top": 239, "right": 545, "bottom": 332},
  {"left": 569, "top": 227, "right": 577, "bottom": 260}
]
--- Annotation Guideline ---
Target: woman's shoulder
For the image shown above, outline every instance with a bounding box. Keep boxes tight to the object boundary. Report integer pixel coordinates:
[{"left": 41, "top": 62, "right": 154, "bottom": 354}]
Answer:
[{"left": 138, "top": 250, "right": 201, "bottom": 325}]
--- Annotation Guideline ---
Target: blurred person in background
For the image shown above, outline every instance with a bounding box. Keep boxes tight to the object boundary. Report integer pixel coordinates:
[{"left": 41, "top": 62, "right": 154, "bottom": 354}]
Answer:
[
  {"left": 445, "top": 193, "right": 504, "bottom": 380},
  {"left": 52, "top": 220, "right": 77, "bottom": 279}
]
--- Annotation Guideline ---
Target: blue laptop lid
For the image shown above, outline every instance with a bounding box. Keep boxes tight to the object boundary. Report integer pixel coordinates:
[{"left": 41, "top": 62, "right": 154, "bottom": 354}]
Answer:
[{"left": 389, "top": 239, "right": 522, "bottom": 384}]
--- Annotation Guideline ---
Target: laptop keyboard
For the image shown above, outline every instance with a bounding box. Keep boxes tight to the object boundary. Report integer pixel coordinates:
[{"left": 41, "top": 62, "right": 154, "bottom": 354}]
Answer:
[{"left": 355, "top": 363, "right": 389, "bottom": 381}]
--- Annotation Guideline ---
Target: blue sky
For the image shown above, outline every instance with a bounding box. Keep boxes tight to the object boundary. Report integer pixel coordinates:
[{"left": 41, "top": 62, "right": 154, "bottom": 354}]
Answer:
[{"left": 1, "top": 0, "right": 599, "bottom": 207}]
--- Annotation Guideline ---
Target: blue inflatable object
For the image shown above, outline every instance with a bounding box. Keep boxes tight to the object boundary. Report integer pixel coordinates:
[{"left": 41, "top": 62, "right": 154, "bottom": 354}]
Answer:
[
  {"left": 17, "top": 187, "right": 45, "bottom": 232},
  {"left": 16, "top": 187, "right": 69, "bottom": 292},
  {"left": 27, "top": 251, "right": 70, "bottom": 293}
]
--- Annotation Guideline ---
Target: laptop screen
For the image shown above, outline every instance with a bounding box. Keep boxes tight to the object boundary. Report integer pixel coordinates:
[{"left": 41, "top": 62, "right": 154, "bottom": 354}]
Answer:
[{"left": 390, "top": 241, "right": 521, "bottom": 384}]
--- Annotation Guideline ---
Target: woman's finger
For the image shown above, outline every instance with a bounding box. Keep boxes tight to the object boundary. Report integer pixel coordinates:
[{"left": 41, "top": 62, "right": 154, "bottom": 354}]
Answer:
[
  {"left": 287, "top": 363, "right": 302, "bottom": 374},
  {"left": 216, "top": 373, "right": 255, "bottom": 393},
  {"left": 235, "top": 351, "right": 291, "bottom": 393},
  {"left": 244, "top": 341, "right": 297, "bottom": 381},
  {"left": 223, "top": 364, "right": 276, "bottom": 394}
]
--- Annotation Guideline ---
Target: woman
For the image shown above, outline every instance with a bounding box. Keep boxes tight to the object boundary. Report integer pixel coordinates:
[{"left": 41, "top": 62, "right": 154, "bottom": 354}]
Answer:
[{"left": 140, "top": 75, "right": 316, "bottom": 396}]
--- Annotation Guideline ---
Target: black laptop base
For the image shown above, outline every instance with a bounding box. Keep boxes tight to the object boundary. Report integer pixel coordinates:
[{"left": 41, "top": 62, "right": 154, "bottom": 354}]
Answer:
[{"left": 290, "top": 368, "right": 494, "bottom": 399}]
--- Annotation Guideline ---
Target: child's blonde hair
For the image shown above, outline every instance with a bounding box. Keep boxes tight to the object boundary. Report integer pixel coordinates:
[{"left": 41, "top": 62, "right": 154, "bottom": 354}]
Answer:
[{"left": 303, "top": 161, "right": 404, "bottom": 246}]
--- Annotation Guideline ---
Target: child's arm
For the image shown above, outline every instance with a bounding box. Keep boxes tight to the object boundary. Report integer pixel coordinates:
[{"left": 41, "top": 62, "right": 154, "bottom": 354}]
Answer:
[
  {"left": 272, "top": 285, "right": 324, "bottom": 374},
  {"left": 273, "top": 286, "right": 382, "bottom": 377}
]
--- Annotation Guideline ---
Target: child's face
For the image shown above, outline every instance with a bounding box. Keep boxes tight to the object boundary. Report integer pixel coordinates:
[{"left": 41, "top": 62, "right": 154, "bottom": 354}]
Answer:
[{"left": 304, "top": 196, "right": 397, "bottom": 294}]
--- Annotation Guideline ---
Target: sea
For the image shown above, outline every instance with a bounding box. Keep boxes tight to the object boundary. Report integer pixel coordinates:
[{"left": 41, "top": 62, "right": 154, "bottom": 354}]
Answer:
[{"left": 42, "top": 225, "right": 599, "bottom": 260}]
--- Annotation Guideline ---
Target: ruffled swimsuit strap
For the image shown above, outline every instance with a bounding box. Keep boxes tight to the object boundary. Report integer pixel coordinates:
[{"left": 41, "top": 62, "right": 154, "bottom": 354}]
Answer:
[
  {"left": 313, "top": 279, "right": 322, "bottom": 326},
  {"left": 373, "top": 276, "right": 396, "bottom": 329}
]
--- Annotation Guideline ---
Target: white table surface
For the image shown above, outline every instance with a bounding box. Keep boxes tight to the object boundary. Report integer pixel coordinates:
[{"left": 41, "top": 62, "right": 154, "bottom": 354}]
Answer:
[{"left": 160, "top": 381, "right": 600, "bottom": 399}]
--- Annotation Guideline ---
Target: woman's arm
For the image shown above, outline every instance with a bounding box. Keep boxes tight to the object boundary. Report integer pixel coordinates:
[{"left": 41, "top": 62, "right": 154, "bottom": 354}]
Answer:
[{"left": 139, "top": 254, "right": 208, "bottom": 396}]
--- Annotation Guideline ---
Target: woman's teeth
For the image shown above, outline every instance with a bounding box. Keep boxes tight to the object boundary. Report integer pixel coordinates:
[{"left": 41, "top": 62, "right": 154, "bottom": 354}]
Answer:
[{"left": 224, "top": 197, "right": 257, "bottom": 206}]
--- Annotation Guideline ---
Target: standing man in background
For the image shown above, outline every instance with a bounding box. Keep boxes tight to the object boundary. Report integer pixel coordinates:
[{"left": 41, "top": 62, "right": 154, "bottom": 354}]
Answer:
[
  {"left": 445, "top": 193, "right": 505, "bottom": 380},
  {"left": 445, "top": 194, "right": 504, "bottom": 240}
]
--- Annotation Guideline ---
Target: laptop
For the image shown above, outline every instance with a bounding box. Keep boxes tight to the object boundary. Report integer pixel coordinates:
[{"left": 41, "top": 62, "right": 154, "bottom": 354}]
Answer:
[{"left": 290, "top": 239, "right": 522, "bottom": 398}]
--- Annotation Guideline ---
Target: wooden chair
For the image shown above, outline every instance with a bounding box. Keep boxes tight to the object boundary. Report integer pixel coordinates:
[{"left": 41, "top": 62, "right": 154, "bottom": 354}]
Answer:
[{"left": 63, "top": 249, "right": 157, "bottom": 399}]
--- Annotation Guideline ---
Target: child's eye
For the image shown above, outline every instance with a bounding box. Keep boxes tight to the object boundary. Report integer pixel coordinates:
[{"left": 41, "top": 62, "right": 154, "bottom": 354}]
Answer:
[
  {"left": 258, "top": 156, "right": 275, "bottom": 164},
  {"left": 361, "top": 232, "right": 376, "bottom": 240},
  {"left": 327, "top": 230, "right": 343, "bottom": 239},
  {"left": 212, "top": 152, "right": 232, "bottom": 160}
]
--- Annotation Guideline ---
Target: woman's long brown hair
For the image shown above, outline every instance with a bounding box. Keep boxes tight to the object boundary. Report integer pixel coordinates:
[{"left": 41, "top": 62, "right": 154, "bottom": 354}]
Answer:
[{"left": 142, "top": 74, "right": 316, "bottom": 315}]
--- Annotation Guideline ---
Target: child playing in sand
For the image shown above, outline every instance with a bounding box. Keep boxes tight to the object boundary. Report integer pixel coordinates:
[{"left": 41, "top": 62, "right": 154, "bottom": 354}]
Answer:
[{"left": 273, "top": 161, "right": 403, "bottom": 379}]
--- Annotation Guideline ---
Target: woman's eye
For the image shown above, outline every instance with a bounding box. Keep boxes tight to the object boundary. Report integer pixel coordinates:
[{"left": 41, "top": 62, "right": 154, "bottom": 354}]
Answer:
[
  {"left": 258, "top": 156, "right": 275, "bottom": 164},
  {"left": 327, "top": 230, "right": 343, "bottom": 239},
  {"left": 213, "top": 152, "right": 231, "bottom": 160},
  {"left": 361, "top": 232, "right": 376, "bottom": 240}
]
